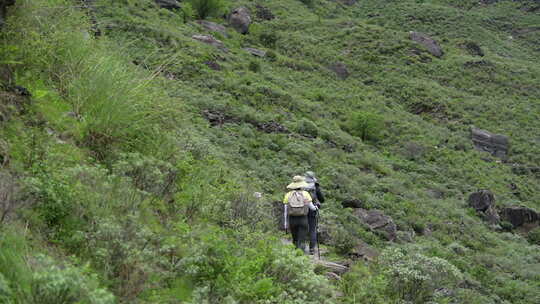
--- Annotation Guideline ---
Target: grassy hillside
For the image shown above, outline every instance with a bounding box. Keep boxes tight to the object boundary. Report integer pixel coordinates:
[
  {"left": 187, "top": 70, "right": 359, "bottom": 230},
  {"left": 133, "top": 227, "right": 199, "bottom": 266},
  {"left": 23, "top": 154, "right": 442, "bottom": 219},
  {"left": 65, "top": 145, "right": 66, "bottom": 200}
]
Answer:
[{"left": 1, "top": 0, "right": 539, "bottom": 303}]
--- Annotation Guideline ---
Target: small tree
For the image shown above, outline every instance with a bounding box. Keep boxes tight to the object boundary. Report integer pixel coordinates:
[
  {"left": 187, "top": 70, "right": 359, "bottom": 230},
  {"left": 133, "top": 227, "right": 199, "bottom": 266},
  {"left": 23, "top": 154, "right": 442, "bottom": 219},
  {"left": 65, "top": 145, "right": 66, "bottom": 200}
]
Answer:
[
  {"left": 345, "top": 111, "right": 384, "bottom": 142},
  {"left": 188, "top": 0, "right": 226, "bottom": 20}
]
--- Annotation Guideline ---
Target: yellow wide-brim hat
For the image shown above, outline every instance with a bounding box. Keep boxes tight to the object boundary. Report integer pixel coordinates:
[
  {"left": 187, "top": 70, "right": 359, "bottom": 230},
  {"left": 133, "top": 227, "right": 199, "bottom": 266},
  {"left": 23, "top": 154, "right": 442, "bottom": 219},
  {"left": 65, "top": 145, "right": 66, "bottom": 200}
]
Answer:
[{"left": 287, "top": 175, "right": 309, "bottom": 189}]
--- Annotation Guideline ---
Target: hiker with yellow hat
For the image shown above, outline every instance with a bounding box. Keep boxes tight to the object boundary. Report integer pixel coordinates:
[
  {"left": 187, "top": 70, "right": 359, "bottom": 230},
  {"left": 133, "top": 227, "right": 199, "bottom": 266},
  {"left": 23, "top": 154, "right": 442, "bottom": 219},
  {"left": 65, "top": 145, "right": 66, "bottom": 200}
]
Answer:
[{"left": 283, "top": 175, "right": 318, "bottom": 253}]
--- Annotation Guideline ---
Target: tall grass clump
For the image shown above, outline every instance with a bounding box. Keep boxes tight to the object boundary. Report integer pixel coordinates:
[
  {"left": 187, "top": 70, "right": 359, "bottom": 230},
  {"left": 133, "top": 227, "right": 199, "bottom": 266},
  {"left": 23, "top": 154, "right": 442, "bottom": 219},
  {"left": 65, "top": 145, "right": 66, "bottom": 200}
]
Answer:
[
  {"left": 188, "top": 0, "right": 226, "bottom": 20},
  {"left": 5, "top": 0, "right": 164, "bottom": 161}
]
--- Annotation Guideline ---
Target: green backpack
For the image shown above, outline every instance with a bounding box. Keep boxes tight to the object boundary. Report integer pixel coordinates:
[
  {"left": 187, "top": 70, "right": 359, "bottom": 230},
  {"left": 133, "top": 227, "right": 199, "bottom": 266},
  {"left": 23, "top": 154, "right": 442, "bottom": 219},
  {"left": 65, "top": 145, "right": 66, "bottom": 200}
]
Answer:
[{"left": 288, "top": 191, "right": 308, "bottom": 216}]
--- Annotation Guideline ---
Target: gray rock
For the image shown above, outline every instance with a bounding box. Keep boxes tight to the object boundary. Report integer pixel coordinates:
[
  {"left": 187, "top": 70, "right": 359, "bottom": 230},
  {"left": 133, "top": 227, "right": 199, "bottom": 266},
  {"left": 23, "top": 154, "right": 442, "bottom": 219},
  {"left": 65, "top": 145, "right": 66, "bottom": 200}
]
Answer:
[
  {"left": 353, "top": 208, "right": 397, "bottom": 241},
  {"left": 351, "top": 240, "right": 379, "bottom": 261},
  {"left": 342, "top": 198, "right": 363, "bottom": 209},
  {"left": 229, "top": 7, "right": 251, "bottom": 34},
  {"left": 192, "top": 34, "right": 227, "bottom": 51},
  {"left": 468, "top": 190, "right": 495, "bottom": 212},
  {"left": 329, "top": 62, "right": 349, "bottom": 80},
  {"left": 409, "top": 31, "right": 444, "bottom": 58},
  {"left": 243, "top": 47, "right": 266, "bottom": 57},
  {"left": 154, "top": 0, "right": 180, "bottom": 10},
  {"left": 471, "top": 127, "right": 509, "bottom": 158},
  {"left": 500, "top": 206, "right": 539, "bottom": 228},
  {"left": 196, "top": 20, "right": 227, "bottom": 36}
]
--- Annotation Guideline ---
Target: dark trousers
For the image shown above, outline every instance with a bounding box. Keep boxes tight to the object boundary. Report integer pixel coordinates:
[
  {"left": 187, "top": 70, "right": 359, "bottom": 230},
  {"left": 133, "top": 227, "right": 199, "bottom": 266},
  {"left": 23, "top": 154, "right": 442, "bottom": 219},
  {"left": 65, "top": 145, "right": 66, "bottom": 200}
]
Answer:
[
  {"left": 289, "top": 215, "right": 308, "bottom": 252},
  {"left": 308, "top": 209, "right": 318, "bottom": 252}
]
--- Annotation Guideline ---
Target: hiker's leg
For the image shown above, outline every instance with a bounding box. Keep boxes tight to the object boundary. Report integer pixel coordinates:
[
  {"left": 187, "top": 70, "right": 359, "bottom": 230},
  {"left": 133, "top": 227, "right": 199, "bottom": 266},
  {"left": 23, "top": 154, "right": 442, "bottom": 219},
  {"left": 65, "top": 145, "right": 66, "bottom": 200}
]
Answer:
[
  {"left": 289, "top": 216, "right": 299, "bottom": 249},
  {"left": 297, "top": 216, "right": 309, "bottom": 253},
  {"left": 307, "top": 210, "right": 317, "bottom": 253}
]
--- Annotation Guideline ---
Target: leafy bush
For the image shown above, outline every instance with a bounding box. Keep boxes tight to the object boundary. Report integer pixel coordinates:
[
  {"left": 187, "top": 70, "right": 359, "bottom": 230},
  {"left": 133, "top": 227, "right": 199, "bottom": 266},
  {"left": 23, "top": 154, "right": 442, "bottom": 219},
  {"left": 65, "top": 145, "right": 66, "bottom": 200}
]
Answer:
[
  {"left": 31, "top": 255, "right": 115, "bottom": 304},
  {"left": 177, "top": 228, "right": 334, "bottom": 303},
  {"left": 0, "top": 230, "right": 114, "bottom": 304},
  {"left": 380, "top": 247, "right": 463, "bottom": 303},
  {"left": 259, "top": 31, "right": 278, "bottom": 48},
  {"left": 296, "top": 118, "right": 319, "bottom": 138},
  {"left": 188, "top": 0, "right": 226, "bottom": 20},
  {"left": 343, "top": 111, "right": 384, "bottom": 142},
  {"left": 248, "top": 60, "right": 261, "bottom": 73},
  {"left": 112, "top": 152, "right": 177, "bottom": 196},
  {"left": 527, "top": 227, "right": 540, "bottom": 245}
]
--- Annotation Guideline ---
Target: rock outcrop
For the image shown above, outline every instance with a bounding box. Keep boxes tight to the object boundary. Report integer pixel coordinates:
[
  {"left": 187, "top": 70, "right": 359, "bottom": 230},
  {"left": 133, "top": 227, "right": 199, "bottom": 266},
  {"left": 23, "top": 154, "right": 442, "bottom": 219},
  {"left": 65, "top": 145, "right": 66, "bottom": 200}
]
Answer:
[
  {"left": 471, "top": 127, "right": 509, "bottom": 158},
  {"left": 409, "top": 31, "right": 444, "bottom": 58},
  {"left": 468, "top": 190, "right": 500, "bottom": 225},
  {"left": 196, "top": 20, "right": 227, "bottom": 36},
  {"left": 244, "top": 47, "right": 266, "bottom": 57},
  {"left": 229, "top": 7, "right": 251, "bottom": 34},
  {"left": 192, "top": 34, "right": 227, "bottom": 51},
  {"left": 154, "top": 0, "right": 180, "bottom": 10},
  {"left": 353, "top": 208, "right": 397, "bottom": 241},
  {"left": 468, "top": 190, "right": 495, "bottom": 212},
  {"left": 501, "top": 206, "right": 539, "bottom": 228}
]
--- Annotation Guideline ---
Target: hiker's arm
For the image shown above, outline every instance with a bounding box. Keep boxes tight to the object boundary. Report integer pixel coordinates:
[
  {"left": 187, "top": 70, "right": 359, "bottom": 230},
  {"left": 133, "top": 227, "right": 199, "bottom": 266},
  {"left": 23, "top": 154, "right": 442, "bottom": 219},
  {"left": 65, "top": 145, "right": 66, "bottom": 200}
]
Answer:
[{"left": 307, "top": 202, "right": 317, "bottom": 211}]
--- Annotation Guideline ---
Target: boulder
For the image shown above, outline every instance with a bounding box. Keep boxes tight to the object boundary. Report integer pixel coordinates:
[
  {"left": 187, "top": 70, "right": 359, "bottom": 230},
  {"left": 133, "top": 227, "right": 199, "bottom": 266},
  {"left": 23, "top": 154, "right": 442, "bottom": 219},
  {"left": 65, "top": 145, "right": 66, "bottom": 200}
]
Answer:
[
  {"left": 196, "top": 20, "right": 227, "bottom": 36},
  {"left": 500, "top": 206, "right": 539, "bottom": 228},
  {"left": 243, "top": 47, "right": 266, "bottom": 57},
  {"left": 154, "top": 0, "right": 180, "bottom": 10},
  {"left": 229, "top": 7, "right": 251, "bottom": 34},
  {"left": 329, "top": 62, "right": 349, "bottom": 80},
  {"left": 471, "top": 127, "right": 509, "bottom": 158},
  {"left": 409, "top": 31, "right": 444, "bottom": 58},
  {"left": 350, "top": 240, "right": 378, "bottom": 261},
  {"left": 353, "top": 208, "right": 397, "bottom": 241},
  {"left": 192, "top": 34, "right": 226, "bottom": 50},
  {"left": 342, "top": 198, "right": 363, "bottom": 209},
  {"left": 468, "top": 190, "right": 495, "bottom": 212}
]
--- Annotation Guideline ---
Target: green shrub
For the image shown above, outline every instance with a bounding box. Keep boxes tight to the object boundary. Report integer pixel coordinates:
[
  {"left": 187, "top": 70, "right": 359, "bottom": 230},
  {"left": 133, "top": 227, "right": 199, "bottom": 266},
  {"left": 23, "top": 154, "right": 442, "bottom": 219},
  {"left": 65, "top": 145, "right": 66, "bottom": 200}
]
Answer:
[
  {"left": 300, "top": 0, "right": 314, "bottom": 7},
  {"left": 248, "top": 60, "right": 261, "bottom": 73},
  {"left": 259, "top": 31, "right": 278, "bottom": 48},
  {"left": 527, "top": 227, "right": 540, "bottom": 245},
  {"left": 31, "top": 255, "right": 115, "bottom": 304},
  {"left": 188, "top": 0, "right": 226, "bottom": 19},
  {"left": 342, "top": 263, "right": 391, "bottom": 304},
  {"left": 296, "top": 118, "right": 319, "bottom": 137},
  {"left": 112, "top": 152, "right": 177, "bottom": 196},
  {"left": 380, "top": 247, "right": 463, "bottom": 303},
  {"left": 344, "top": 111, "right": 384, "bottom": 142}
]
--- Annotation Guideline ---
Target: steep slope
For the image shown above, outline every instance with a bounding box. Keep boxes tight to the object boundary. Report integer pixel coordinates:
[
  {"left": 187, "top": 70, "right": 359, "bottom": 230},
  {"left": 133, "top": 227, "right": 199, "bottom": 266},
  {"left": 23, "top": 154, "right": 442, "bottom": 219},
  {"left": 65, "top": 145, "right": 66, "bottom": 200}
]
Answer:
[{"left": 1, "top": 0, "right": 539, "bottom": 303}]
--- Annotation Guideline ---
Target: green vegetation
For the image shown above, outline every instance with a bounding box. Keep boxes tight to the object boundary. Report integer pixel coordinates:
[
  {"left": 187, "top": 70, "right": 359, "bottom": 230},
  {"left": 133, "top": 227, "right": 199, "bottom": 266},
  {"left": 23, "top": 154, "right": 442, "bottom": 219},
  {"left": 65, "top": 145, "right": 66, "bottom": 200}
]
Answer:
[
  {"left": 189, "top": 0, "right": 226, "bottom": 20},
  {"left": 1, "top": 0, "right": 539, "bottom": 303}
]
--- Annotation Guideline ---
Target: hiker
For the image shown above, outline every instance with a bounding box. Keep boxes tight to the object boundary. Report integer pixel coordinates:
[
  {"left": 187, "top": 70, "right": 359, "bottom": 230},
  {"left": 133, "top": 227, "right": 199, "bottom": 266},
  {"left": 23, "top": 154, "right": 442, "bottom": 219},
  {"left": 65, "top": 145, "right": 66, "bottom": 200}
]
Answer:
[
  {"left": 283, "top": 175, "right": 318, "bottom": 253},
  {"left": 304, "top": 171, "right": 325, "bottom": 255}
]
